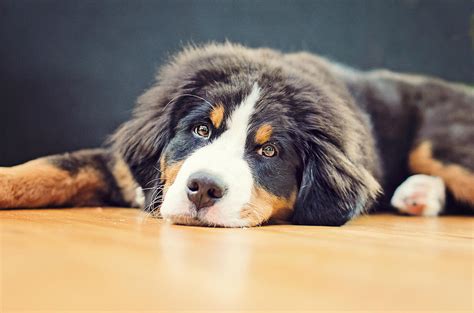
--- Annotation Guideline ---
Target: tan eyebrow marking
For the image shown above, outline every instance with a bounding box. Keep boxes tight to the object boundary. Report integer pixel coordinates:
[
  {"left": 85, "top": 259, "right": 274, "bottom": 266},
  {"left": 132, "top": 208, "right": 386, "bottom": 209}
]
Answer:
[
  {"left": 209, "top": 103, "right": 225, "bottom": 128},
  {"left": 255, "top": 124, "right": 273, "bottom": 144}
]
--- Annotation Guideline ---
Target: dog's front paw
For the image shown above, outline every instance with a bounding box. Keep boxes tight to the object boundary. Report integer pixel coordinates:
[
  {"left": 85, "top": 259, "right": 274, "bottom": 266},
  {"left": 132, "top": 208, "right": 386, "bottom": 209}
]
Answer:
[{"left": 390, "top": 174, "right": 445, "bottom": 216}]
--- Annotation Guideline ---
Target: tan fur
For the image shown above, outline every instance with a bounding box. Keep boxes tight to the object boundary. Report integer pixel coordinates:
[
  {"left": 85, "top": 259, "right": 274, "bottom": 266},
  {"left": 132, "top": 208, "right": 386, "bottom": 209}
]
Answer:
[
  {"left": 255, "top": 124, "right": 273, "bottom": 144},
  {"left": 210, "top": 103, "right": 225, "bottom": 128},
  {"left": 112, "top": 155, "right": 141, "bottom": 206},
  {"left": 0, "top": 158, "right": 105, "bottom": 208},
  {"left": 161, "top": 160, "right": 184, "bottom": 195},
  {"left": 240, "top": 186, "right": 296, "bottom": 225},
  {"left": 409, "top": 141, "right": 474, "bottom": 205}
]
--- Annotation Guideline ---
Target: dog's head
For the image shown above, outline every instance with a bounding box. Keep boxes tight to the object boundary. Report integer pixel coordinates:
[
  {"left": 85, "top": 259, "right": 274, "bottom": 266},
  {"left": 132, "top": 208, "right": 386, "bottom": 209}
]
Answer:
[{"left": 112, "top": 43, "right": 381, "bottom": 227}]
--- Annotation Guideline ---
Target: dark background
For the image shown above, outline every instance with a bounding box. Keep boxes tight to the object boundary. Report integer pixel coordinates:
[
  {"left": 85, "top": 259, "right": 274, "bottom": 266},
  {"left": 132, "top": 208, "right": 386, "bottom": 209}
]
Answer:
[{"left": 1, "top": 0, "right": 473, "bottom": 166}]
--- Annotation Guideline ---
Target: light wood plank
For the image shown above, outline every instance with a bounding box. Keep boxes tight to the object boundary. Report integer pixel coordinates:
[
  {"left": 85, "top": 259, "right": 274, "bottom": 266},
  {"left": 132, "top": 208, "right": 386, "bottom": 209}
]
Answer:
[{"left": 1, "top": 208, "right": 472, "bottom": 311}]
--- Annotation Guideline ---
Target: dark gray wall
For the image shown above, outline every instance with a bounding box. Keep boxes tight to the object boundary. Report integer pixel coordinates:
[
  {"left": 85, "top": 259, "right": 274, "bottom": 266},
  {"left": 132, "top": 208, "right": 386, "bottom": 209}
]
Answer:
[{"left": 1, "top": 0, "right": 473, "bottom": 165}]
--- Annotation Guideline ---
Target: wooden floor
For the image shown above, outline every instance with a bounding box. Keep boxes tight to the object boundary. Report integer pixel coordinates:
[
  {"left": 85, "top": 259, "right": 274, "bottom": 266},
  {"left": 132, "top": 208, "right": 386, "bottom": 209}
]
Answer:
[{"left": 0, "top": 208, "right": 472, "bottom": 312}]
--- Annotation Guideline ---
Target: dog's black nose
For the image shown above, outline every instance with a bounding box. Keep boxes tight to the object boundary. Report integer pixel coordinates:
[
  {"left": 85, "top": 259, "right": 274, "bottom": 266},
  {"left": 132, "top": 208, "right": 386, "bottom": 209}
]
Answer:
[{"left": 186, "top": 172, "right": 226, "bottom": 210}]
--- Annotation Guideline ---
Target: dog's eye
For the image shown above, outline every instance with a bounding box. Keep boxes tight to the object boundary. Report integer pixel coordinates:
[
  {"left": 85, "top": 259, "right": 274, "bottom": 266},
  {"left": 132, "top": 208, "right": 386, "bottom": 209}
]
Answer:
[
  {"left": 193, "top": 124, "right": 211, "bottom": 139},
  {"left": 258, "top": 144, "right": 277, "bottom": 158}
]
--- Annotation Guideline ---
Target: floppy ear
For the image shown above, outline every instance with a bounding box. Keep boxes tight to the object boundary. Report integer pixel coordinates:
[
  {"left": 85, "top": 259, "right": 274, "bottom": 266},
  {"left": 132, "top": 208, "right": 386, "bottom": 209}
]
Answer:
[
  {"left": 292, "top": 143, "right": 381, "bottom": 226},
  {"left": 109, "top": 85, "right": 172, "bottom": 189}
]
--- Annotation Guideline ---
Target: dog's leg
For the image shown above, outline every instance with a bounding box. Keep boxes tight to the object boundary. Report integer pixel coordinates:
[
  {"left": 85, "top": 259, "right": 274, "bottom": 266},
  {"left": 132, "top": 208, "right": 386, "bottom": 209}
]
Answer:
[
  {"left": 0, "top": 149, "right": 143, "bottom": 209},
  {"left": 377, "top": 75, "right": 474, "bottom": 215},
  {"left": 402, "top": 140, "right": 474, "bottom": 215}
]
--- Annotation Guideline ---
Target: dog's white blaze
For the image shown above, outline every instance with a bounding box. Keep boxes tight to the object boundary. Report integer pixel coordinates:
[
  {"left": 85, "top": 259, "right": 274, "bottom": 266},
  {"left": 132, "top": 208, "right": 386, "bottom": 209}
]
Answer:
[
  {"left": 160, "top": 84, "right": 260, "bottom": 227},
  {"left": 221, "top": 84, "right": 260, "bottom": 156}
]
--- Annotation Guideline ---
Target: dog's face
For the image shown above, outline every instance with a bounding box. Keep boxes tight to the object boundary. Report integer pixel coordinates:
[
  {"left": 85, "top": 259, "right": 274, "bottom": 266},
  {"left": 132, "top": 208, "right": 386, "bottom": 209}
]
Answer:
[
  {"left": 159, "top": 83, "right": 301, "bottom": 226},
  {"left": 113, "top": 44, "right": 381, "bottom": 227}
]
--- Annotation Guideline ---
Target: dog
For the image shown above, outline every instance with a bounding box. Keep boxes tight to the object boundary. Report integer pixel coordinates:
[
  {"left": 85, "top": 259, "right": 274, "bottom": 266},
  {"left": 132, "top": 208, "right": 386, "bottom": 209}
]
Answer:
[{"left": 1, "top": 43, "right": 473, "bottom": 227}]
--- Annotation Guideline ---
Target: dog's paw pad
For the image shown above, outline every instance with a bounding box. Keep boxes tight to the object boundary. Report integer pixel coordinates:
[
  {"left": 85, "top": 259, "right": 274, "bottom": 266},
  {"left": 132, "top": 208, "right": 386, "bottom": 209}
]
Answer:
[{"left": 390, "top": 174, "right": 445, "bottom": 216}]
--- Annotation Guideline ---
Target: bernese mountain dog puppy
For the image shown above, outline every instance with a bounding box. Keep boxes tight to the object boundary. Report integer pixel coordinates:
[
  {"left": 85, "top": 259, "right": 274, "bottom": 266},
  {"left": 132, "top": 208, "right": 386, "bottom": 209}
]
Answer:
[{"left": 0, "top": 43, "right": 473, "bottom": 227}]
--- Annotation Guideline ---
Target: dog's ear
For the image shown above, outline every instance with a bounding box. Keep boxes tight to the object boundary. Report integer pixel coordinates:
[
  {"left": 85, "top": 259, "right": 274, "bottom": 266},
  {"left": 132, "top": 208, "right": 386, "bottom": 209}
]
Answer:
[
  {"left": 292, "top": 141, "right": 381, "bottom": 226},
  {"left": 109, "top": 85, "right": 173, "bottom": 188}
]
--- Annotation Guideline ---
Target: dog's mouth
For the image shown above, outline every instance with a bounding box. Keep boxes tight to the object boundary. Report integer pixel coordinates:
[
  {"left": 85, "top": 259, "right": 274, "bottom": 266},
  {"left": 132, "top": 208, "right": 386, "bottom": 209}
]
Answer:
[{"left": 161, "top": 204, "right": 252, "bottom": 228}]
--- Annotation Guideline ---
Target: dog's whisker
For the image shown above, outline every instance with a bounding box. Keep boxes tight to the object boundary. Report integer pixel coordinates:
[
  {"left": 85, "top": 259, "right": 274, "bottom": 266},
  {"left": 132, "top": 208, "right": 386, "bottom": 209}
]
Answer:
[
  {"left": 163, "top": 93, "right": 215, "bottom": 110},
  {"left": 145, "top": 188, "right": 163, "bottom": 213}
]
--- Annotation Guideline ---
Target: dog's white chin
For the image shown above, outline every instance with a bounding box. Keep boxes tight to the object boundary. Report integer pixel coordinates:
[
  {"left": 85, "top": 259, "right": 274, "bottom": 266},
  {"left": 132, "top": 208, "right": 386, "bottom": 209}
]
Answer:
[{"left": 162, "top": 205, "right": 251, "bottom": 228}]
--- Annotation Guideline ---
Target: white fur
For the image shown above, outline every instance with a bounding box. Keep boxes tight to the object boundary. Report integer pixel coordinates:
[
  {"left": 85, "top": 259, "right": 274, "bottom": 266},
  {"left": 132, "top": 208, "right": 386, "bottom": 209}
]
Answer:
[
  {"left": 391, "top": 174, "right": 445, "bottom": 216},
  {"left": 160, "top": 84, "right": 260, "bottom": 227},
  {"left": 134, "top": 187, "right": 145, "bottom": 208}
]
